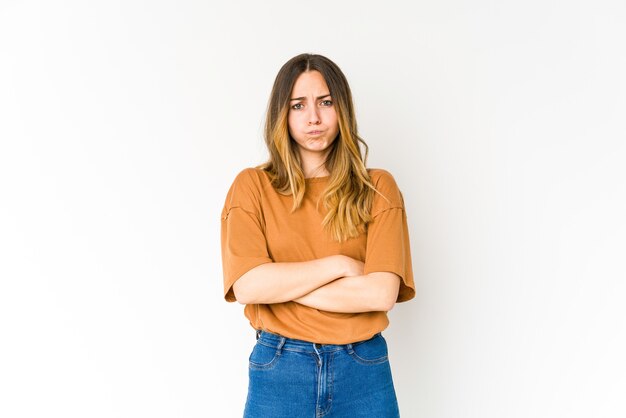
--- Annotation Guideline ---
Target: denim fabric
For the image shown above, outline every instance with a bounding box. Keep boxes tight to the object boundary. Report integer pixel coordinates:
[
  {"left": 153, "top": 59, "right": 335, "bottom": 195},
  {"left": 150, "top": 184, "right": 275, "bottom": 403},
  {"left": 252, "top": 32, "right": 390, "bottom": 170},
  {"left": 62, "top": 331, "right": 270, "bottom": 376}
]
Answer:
[{"left": 243, "top": 330, "right": 400, "bottom": 418}]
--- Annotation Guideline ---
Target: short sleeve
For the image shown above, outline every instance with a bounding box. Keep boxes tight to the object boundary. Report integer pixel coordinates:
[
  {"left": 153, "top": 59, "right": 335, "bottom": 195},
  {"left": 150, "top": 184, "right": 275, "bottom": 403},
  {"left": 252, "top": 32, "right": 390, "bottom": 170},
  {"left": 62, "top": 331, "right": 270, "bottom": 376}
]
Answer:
[
  {"left": 363, "top": 170, "right": 415, "bottom": 303},
  {"left": 220, "top": 169, "right": 273, "bottom": 302}
]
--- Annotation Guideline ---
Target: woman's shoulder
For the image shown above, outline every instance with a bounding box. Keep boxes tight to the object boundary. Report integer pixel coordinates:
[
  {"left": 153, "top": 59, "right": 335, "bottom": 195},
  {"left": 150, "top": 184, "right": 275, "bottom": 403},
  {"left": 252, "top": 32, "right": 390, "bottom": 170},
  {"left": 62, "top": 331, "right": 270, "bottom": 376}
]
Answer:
[
  {"left": 366, "top": 168, "right": 405, "bottom": 211},
  {"left": 229, "top": 167, "right": 272, "bottom": 188},
  {"left": 367, "top": 168, "right": 397, "bottom": 185},
  {"left": 223, "top": 167, "right": 273, "bottom": 208},
  {"left": 367, "top": 168, "right": 402, "bottom": 194}
]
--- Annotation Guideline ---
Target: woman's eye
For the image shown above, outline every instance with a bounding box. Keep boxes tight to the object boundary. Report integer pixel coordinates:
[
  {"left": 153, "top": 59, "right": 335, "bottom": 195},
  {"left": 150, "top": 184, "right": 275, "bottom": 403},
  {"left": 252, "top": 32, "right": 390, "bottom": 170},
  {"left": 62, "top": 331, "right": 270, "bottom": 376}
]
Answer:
[
  {"left": 321, "top": 100, "right": 333, "bottom": 106},
  {"left": 291, "top": 103, "right": 303, "bottom": 110}
]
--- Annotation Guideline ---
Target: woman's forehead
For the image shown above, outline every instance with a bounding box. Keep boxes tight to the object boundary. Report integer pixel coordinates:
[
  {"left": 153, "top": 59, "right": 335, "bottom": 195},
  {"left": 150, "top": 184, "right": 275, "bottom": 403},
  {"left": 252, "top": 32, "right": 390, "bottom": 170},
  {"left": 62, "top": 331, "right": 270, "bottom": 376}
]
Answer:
[{"left": 291, "top": 71, "right": 330, "bottom": 97}]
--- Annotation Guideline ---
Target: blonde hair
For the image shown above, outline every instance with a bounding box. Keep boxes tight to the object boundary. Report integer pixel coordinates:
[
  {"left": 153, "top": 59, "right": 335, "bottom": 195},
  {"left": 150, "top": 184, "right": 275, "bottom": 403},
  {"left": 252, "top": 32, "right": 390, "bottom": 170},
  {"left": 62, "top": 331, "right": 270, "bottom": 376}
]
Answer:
[{"left": 257, "top": 53, "right": 383, "bottom": 242}]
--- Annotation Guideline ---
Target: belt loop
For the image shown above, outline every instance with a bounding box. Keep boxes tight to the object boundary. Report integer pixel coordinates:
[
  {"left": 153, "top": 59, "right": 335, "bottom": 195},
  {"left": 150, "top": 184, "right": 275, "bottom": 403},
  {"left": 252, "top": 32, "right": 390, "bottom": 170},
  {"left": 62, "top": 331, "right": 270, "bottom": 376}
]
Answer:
[
  {"left": 276, "top": 336, "right": 286, "bottom": 355},
  {"left": 345, "top": 343, "right": 354, "bottom": 354},
  {"left": 255, "top": 329, "right": 261, "bottom": 340}
]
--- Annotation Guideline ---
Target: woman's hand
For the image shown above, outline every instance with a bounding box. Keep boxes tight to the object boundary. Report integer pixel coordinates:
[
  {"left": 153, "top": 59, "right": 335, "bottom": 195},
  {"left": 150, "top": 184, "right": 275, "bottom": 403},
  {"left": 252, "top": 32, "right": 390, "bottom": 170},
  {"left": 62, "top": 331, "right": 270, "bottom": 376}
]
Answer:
[{"left": 339, "top": 255, "right": 365, "bottom": 278}]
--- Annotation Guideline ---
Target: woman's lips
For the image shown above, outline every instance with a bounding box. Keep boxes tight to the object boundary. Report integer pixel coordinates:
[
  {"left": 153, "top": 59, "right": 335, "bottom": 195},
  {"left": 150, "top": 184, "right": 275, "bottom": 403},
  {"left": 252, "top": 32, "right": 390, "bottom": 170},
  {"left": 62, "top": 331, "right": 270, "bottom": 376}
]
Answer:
[{"left": 307, "top": 130, "right": 323, "bottom": 135}]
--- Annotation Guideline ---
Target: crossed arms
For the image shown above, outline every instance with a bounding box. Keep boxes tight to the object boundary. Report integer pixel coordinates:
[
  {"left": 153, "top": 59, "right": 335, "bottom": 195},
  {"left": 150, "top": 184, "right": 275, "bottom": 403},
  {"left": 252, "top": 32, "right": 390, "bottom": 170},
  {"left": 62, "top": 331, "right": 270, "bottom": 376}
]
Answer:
[{"left": 232, "top": 255, "right": 401, "bottom": 313}]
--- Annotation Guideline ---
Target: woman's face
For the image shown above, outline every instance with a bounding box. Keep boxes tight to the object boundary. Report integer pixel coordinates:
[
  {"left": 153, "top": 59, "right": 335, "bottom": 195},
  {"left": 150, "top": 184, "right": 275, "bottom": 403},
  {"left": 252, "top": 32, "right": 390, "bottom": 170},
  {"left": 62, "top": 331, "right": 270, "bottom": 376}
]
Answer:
[{"left": 287, "top": 70, "right": 339, "bottom": 161}]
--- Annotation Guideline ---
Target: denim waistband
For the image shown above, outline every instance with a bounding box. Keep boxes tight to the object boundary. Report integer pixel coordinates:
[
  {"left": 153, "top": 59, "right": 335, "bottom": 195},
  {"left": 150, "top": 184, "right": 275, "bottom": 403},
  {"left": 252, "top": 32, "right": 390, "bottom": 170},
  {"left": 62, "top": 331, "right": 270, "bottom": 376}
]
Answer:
[{"left": 255, "top": 329, "right": 382, "bottom": 354}]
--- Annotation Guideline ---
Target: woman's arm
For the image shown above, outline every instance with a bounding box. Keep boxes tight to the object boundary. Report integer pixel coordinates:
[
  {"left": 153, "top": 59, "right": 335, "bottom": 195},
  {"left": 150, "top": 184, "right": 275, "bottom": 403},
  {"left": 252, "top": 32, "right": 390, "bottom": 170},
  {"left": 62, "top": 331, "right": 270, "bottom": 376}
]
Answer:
[
  {"left": 292, "top": 272, "right": 401, "bottom": 313},
  {"left": 232, "top": 254, "right": 364, "bottom": 304}
]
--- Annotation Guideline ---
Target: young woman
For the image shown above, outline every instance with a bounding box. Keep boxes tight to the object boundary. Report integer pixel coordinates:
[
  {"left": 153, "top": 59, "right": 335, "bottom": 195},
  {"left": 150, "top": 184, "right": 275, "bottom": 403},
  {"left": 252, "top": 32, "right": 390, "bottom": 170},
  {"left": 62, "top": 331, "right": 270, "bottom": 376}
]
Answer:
[{"left": 220, "top": 53, "right": 415, "bottom": 417}]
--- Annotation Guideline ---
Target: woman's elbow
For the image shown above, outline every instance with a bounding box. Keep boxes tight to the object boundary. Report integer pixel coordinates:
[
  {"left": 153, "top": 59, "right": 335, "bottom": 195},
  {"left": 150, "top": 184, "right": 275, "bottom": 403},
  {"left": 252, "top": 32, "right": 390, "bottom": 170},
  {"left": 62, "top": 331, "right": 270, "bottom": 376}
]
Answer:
[
  {"left": 232, "top": 279, "right": 252, "bottom": 304},
  {"left": 377, "top": 274, "right": 401, "bottom": 311},
  {"left": 377, "top": 294, "right": 397, "bottom": 312}
]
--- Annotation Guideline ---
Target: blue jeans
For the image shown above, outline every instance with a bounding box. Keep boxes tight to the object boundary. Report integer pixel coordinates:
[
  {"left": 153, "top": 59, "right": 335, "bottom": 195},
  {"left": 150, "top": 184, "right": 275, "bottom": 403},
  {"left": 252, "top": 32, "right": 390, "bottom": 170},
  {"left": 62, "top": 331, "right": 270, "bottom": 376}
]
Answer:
[{"left": 243, "top": 330, "right": 400, "bottom": 417}]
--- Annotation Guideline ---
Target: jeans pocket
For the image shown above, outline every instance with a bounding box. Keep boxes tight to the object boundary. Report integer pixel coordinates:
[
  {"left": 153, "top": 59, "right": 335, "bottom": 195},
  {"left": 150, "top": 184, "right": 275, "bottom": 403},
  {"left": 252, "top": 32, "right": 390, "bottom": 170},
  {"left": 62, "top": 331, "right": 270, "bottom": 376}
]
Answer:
[
  {"left": 248, "top": 341, "right": 281, "bottom": 370},
  {"left": 347, "top": 333, "right": 389, "bottom": 366}
]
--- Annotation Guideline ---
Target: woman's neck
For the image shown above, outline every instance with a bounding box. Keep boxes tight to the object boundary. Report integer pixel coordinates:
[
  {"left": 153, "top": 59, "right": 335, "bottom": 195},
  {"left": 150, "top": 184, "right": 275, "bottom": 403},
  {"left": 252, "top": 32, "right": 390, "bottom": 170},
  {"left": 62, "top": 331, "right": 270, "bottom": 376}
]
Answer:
[
  {"left": 299, "top": 151, "right": 330, "bottom": 178},
  {"left": 303, "top": 165, "right": 329, "bottom": 178}
]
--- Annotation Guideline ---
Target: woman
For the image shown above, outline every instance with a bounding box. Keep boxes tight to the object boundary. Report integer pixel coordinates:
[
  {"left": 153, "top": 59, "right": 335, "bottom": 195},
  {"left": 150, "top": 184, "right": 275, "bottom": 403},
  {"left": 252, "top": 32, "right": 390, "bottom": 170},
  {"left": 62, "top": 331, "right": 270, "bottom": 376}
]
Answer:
[{"left": 220, "top": 53, "right": 415, "bottom": 417}]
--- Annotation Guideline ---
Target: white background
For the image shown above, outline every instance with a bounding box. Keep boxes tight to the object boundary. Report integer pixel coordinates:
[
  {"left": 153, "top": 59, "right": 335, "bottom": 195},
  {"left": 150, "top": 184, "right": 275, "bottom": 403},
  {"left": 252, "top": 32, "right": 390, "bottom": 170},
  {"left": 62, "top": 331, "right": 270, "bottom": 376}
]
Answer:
[{"left": 1, "top": 1, "right": 625, "bottom": 417}]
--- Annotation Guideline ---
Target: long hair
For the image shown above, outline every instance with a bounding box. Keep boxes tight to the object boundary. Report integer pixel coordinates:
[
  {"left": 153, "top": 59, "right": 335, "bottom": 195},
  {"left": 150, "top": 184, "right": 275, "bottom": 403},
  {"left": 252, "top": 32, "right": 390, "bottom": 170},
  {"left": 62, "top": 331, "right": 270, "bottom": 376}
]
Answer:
[{"left": 257, "top": 53, "right": 382, "bottom": 242}]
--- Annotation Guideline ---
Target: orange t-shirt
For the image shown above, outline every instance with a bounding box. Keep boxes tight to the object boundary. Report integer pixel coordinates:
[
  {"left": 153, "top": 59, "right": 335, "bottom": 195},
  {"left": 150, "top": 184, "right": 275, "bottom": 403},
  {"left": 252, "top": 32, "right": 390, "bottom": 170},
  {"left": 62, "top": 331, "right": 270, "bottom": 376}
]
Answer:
[{"left": 220, "top": 167, "right": 415, "bottom": 344}]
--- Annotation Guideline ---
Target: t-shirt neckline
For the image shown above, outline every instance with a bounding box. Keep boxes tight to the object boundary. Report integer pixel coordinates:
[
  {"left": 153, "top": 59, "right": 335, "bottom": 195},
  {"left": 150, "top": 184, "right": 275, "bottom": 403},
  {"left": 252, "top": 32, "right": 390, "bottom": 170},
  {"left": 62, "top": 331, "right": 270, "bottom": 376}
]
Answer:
[{"left": 304, "top": 176, "right": 330, "bottom": 183}]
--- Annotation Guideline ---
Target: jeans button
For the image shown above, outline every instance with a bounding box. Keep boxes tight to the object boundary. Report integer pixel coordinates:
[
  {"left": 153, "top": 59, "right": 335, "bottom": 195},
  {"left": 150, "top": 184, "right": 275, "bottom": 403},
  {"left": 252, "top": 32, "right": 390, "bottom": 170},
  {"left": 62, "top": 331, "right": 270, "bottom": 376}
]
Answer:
[{"left": 315, "top": 343, "right": 322, "bottom": 349}]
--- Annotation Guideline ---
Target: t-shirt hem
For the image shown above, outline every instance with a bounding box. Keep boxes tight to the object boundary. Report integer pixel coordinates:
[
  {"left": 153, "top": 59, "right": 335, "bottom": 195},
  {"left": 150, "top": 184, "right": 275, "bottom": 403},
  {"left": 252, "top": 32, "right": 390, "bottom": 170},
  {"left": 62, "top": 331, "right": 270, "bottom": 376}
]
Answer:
[
  {"left": 363, "top": 264, "right": 416, "bottom": 303},
  {"left": 223, "top": 259, "right": 274, "bottom": 302}
]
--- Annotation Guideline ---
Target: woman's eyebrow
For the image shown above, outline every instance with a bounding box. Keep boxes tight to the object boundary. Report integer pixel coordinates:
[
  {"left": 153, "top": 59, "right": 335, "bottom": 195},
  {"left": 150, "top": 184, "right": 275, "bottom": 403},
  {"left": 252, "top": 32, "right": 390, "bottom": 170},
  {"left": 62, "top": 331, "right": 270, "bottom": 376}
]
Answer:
[{"left": 289, "top": 94, "right": 331, "bottom": 101}]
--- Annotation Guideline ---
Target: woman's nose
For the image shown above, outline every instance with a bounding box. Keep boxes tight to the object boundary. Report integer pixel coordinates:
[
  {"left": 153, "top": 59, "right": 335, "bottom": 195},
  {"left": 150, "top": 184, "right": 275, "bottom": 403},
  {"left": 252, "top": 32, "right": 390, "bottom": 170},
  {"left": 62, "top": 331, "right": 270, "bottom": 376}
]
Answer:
[{"left": 308, "top": 108, "right": 321, "bottom": 125}]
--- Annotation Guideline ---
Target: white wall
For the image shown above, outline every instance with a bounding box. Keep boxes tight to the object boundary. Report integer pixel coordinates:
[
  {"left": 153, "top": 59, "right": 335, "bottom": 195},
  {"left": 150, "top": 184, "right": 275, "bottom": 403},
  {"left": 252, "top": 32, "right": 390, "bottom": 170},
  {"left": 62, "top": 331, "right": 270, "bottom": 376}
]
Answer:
[{"left": 1, "top": 1, "right": 624, "bottom": 417}]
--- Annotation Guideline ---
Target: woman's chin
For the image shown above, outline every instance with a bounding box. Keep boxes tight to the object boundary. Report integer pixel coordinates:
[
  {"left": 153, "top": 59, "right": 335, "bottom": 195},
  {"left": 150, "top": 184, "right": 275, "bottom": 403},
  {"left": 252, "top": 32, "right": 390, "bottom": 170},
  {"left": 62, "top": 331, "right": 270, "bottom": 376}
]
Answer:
[{"left": 298, "top": 142, "right": 328, "bottom": 153}]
